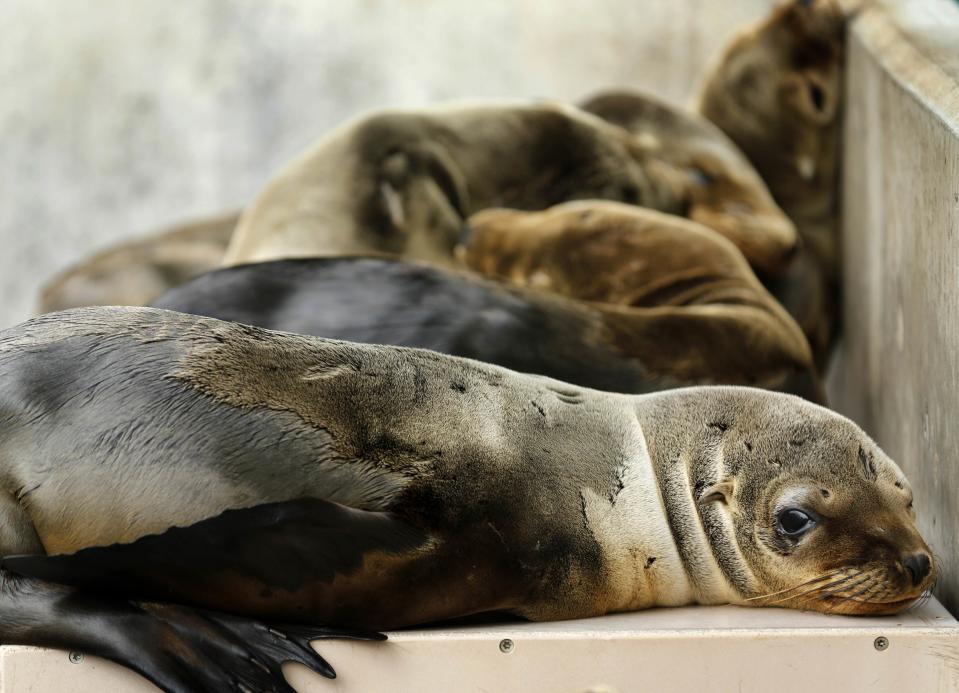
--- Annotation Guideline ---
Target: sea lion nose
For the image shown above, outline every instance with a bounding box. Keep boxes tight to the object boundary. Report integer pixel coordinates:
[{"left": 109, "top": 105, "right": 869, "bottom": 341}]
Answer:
[
  {"left": 903, "top": 553, "right": 932, "bottom": 586},
  {"left": 782, "top": 240, "right": 799, "bottom": 263}
]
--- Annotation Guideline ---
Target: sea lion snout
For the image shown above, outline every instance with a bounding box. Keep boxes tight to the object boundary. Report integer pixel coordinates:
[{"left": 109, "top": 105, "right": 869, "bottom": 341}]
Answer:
[{"left": 903, "top": 552, "right": 933, "bottom": 587}]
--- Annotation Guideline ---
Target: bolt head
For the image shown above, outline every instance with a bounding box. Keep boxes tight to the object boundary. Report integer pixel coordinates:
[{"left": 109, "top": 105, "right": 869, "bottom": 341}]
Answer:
[
  {"left": 499, "top": 638, "right": 514, "bottom": 654},
  {"left": 68, "top": 652, "right": 84, "bottom": 664},
  {"left": 874, "top": 636, "right": 889, "bottom": 651}
]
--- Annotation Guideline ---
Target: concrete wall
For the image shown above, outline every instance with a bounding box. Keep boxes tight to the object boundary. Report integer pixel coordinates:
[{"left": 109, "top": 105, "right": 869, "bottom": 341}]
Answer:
[
  {"left": 0, "top": 0, "right": 775, "bottom": 329},
  {"left": 830, "top": 0, "right": 959, "bottom": 612}
]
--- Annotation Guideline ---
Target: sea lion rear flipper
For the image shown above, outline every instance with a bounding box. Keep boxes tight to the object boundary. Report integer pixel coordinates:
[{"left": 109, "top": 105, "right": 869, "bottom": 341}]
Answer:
[
  {"left": 0, "top": 568, "right": 383, "bottom": 691},
  {"left": 2, "top": 496, "right": 427, "bottom": 600}
]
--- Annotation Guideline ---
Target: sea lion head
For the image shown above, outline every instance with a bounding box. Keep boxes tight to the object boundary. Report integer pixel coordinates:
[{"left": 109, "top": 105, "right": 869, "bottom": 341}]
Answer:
[
  {"left": 581, "top": 90, "right": 799, "bottom": 277},
  {"left": 696, "top": 391, "right": 935, "bottom": 614},
  {"left": 697, "top": 0, "right": 845, "bottom": 217}
]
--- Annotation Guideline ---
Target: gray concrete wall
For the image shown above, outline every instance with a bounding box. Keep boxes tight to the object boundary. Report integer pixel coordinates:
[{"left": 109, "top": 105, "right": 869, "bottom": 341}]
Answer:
[
  {"left": 830, "top": 0, "right": 959, "bottom": 612},
  {"left": 0, "top": 0, "right": 774, "bottom": 329}
]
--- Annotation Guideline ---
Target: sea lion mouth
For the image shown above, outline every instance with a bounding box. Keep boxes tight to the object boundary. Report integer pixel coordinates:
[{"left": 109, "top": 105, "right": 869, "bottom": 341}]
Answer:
[
  {"left": 816, "top": 592, "right": 931, "bottom": 616},
  {"left": 746, "top": 563, "right": 936, "bottom": 615}
]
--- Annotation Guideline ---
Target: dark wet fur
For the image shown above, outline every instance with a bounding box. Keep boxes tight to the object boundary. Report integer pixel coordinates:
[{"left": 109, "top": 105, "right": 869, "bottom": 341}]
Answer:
[{"left": 153, "top": 256, "right": 821, "bottom": 401}]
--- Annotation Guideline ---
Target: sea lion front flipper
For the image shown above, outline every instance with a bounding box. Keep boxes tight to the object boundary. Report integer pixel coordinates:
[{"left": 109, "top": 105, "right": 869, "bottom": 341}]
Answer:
[
  {"left": 0, "top": 569, "right": 381, "bottom": 692},
  {"left": 2, "top": 496, "right": 427, "bottom": 602},
  {"left": 0, "top": 497, "right": 421, "bottom": 690}
]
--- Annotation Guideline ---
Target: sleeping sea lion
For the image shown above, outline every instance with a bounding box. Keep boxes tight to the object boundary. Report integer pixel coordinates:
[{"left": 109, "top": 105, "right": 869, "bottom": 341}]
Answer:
[
  {"left": 578, "top": 89, "right": 796, "bottom": 277},
  {"left": 222, "top": 101, "right": 799, "bottom": 276},
  {"left": 697, "top": 0, "right": 846, "bottom": 369},
  {"left": 583, "top": 0, "right": 846, "bottom": 370},
  {"left": 156, "top": 202, "right": 823, "bottom": 402},
  {"left": 0, "top": 306, "right": 935, "bottom": 692},
  {"left": 38, "top": 211, "right": 239, "bottom": 313}
]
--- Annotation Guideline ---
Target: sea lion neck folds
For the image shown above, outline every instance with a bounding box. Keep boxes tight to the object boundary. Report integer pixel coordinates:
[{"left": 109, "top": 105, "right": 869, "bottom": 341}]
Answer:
[{"left": 567, "top": 409, "right": 745, "bottom": 618}]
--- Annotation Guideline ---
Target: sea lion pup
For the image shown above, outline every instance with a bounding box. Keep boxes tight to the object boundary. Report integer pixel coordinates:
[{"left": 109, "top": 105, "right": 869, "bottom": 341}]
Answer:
[
  {"left": 697, "top": 0, "right": 846, "bottom": 370},
  {"left": 38, "top": 211, "right": 238, "bottom": 313},
  {"left": 578, "top": 90, "right": 796, "bottom": 277},
  {"left": 459, "top": 200, "right": 825, "bottom": 399},
  {"left": 0, "top": 307, "right": 935, "bottom": 692},
  {"left": 460, "top": 200, "right": 793, "bottom": 307},
  {"left": 155, "top": 204, "right": 822, "bottom": 402},
  {"left": 222, "top": 101, "right": 799, "bottom": 275}
]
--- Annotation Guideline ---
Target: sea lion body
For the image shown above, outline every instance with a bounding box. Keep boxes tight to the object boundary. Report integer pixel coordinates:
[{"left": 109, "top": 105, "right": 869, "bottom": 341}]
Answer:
[
  {"left": 582, "top": 1, "right": 845, "bottom": 369},
  {"left": 38, "top": 211, "right": 238, "bottom": 313},
  {"left": 0, "top": 307, "right": 935, "bottom": 690},
  {"left": 696, "top": 0, "right": 846, "bottom": 369},
  {"left": 157, "top": 202, "right": 822, "bottom": 401},
  {"left": 223, "top": 100, "right": 799, "bottom": 275}
]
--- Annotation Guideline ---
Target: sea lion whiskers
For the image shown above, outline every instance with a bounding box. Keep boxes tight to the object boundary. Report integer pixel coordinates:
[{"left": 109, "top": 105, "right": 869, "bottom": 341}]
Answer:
[
  {"left": 819, "top": 571, "right": 891, "bottom": 607},
  {"left": 910, "top": 556, "right": 944, "bottom": 610},
  {"left": 811, "top": 567, "right": 884, "bottom": 601},
  {"left": 767, "top": 569, "right": 879, "bottom": 610},
  {"left": 742, "top": 566, "right": 845, "bottom": 602},
  {"left": 755, "top": 567, "right": 866, "bottom": 606}
]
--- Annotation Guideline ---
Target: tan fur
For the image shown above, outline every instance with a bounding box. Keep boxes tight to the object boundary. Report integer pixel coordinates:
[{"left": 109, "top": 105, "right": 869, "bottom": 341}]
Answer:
[
  {"left": 632, "top": 386, "right": 934, "bottom": 616},
  {"left": 461, "top": 201, "right": 822, "bottom": 400},
  {"left": 38, "top": 211, "right": 238, "bottom": 313},
  {"left": 696, "top": 0, "right": 846, "bottom": 368},
  {"left": 222, "top": 100, "right": 798, "bottom": 275},
  {"left": 579, "top": 89, "right": 798, "bottom": 276}
]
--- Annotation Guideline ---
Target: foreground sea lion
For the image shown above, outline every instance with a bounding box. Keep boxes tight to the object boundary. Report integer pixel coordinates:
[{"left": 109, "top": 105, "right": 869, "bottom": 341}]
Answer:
[
  {"left": 0, "top": 307, "right": 935, "bottom": 692},
  {"left": 157, "top": 202, "right": 823, "bottom": 401},
  {"left": 38, "top": 211, "right": 238, "bottom": 313},
  {"left": 584, "top": 0, "right": 845, "bottom": 370},
  {"left": 223, "top": 101, "right": 799, "bottom": 276}
]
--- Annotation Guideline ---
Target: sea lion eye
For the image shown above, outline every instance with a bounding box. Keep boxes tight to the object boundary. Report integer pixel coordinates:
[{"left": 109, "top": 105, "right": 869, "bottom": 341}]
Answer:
[
  {"left": 689, "top": 168, "right": 715, "bottom": 186},
  {"left": 807, "top": 81, "right": 826, "bottom": 113},
  {"left": 777, "top": 508, "right": 816, "bottom": 537}
]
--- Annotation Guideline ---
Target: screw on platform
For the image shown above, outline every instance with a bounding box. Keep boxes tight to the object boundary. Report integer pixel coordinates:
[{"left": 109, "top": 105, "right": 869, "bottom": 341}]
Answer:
[
  {"left": 68, "top": 652, "right": 84, "bottom": 664},
  {"left": 499, "top": 638, "right": 514, "bottom": 654},
  {"left": 874, "top": 636, "right": 889, "bottom": 651}
]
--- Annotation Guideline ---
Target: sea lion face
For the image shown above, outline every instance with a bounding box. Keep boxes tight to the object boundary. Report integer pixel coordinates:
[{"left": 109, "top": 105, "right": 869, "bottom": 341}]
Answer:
[
  {"left": 676, "top": 146, "right": 798, "bottom": 277},
  {"left": 581, "top": 90, "right": 799, "bottom": 276},
  {"left": 697, "top": 0, "right": 845, "bottom": 214},
  {"left": 704, "top": 401, "right": 935, "bottom": 614}
]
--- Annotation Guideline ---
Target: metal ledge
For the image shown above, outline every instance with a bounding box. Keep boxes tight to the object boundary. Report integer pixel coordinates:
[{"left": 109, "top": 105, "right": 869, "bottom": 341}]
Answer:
[{"left": 3, "top": 599, "right": 958, "bottom": 692}]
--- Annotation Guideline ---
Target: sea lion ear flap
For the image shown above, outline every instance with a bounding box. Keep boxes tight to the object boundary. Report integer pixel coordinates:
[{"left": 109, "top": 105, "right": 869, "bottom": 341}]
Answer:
[{"left": 698, "top": 479, "right": 736, "bottom": 506}]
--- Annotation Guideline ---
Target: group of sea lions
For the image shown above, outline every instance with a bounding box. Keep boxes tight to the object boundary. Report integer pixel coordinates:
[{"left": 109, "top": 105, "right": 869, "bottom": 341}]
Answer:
[{"left": 0, "top": 2, "right": 936, "bottom": 692}]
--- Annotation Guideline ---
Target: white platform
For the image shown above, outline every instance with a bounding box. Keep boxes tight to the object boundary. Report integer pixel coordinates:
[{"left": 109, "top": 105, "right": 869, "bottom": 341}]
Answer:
[{"left": 3, "top": 599, "right": 958, "bottom": 692}]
